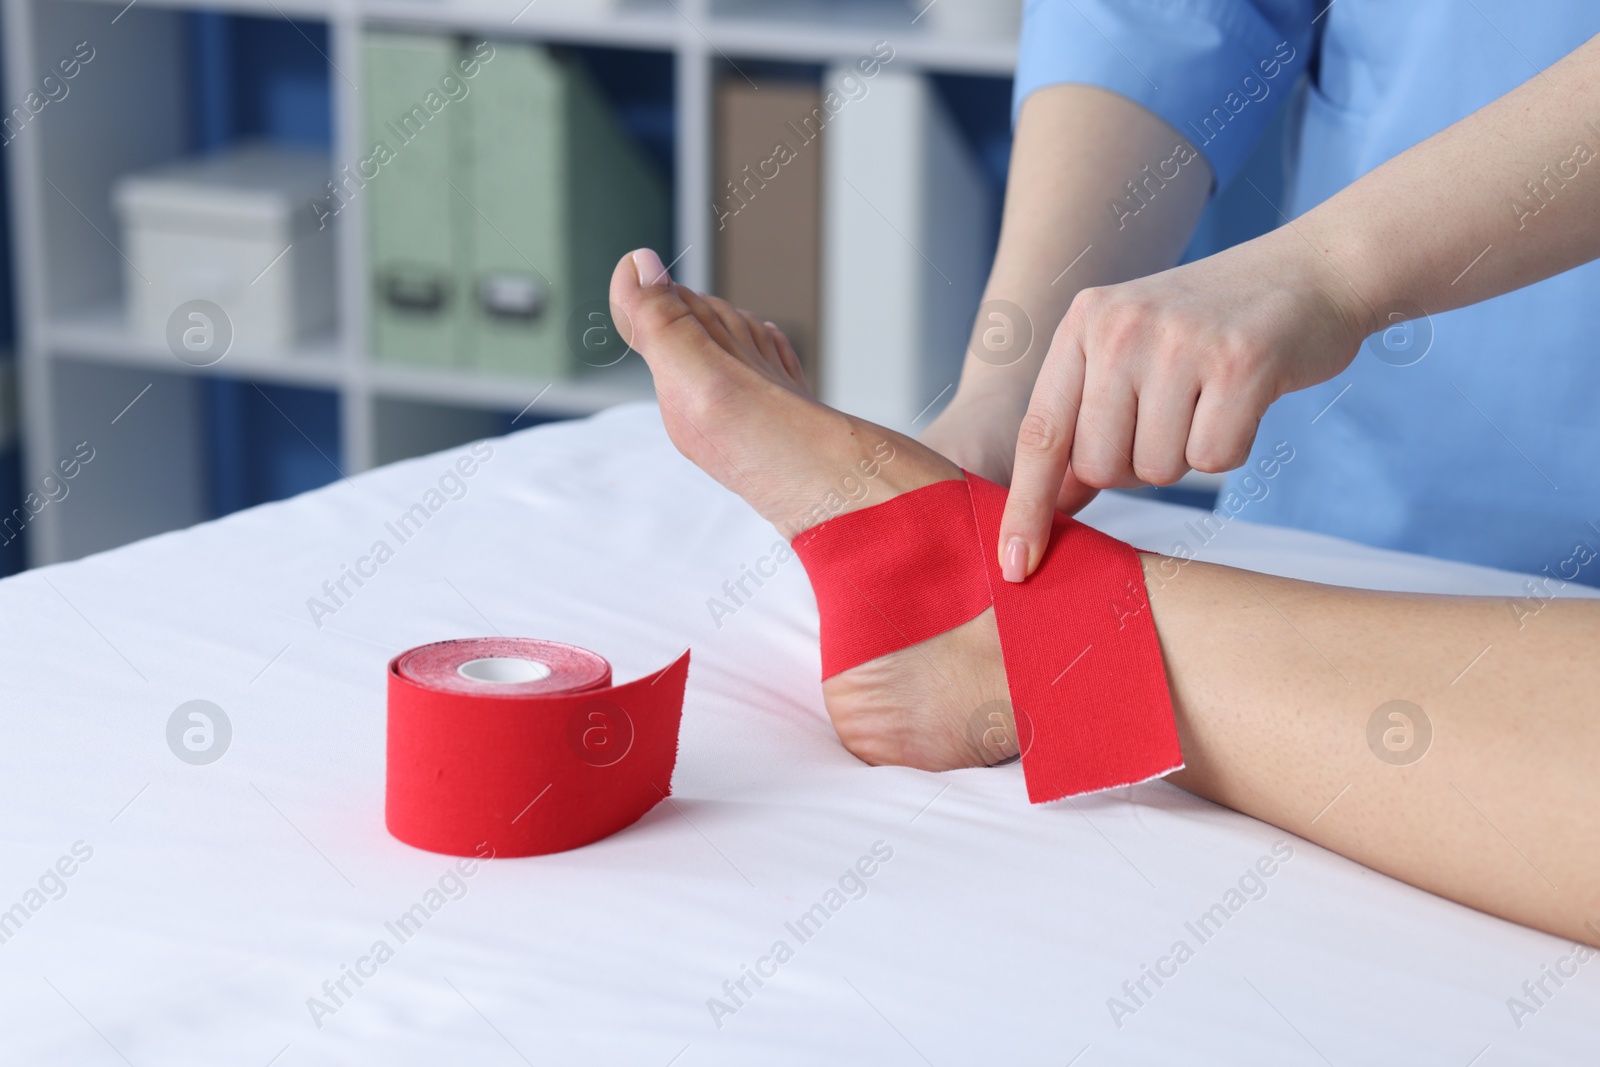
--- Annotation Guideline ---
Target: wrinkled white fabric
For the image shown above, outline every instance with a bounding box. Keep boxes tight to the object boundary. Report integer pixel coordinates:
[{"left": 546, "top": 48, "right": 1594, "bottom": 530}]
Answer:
[{"left": 0, "top": 402, "right": 1592, "bottom": 1065}]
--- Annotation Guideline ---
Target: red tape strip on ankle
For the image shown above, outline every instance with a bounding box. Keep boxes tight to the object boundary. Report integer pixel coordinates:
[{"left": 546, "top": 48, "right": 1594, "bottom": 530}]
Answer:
[
  {"left": 965, "top": 473, "right": 1183, "bottom": 800},
  {"left": 790, "top": 479, "right": 992, "bottom": 678},
  {"left": 791, "top": 474, "right": 1182, "bottom": 802}
]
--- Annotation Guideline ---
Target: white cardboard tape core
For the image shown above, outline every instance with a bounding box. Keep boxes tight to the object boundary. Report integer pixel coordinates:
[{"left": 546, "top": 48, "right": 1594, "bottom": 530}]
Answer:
[{"left": 456, "top": 657, "right": 553, "bottom": 685}]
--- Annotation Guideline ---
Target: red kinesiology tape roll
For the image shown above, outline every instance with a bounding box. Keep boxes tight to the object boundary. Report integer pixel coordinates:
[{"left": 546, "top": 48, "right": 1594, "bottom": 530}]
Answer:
[
  {"left": 791, "top": 474, "right": 1182, "bottom": 802},
  {"left": 386, "top": 638, "right": 690, "bottom": 857}
]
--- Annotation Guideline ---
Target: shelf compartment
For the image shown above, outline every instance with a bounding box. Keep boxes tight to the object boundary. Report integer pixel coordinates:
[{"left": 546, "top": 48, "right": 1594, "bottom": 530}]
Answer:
[
  {"left": 370, "top": 352, "right": 653, "bottom": 415},
  {"left": 46, "top": 303, "right": 345, "bottom": 389}
]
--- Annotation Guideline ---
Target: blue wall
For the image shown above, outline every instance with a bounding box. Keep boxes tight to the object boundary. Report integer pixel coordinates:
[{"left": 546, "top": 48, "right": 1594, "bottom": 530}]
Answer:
[{"left": 188, "top": 13, "right": 346, "bottom": 518}]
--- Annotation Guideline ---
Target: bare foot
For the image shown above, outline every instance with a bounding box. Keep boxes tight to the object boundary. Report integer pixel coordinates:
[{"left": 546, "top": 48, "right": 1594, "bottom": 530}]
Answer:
[{"left": 610, "top": 249, "right": 1017, "bottom": 771}]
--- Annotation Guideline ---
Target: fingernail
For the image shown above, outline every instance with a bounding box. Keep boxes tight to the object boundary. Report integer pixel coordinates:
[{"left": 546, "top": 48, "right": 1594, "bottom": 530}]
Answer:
[
  {"left": 1002, "top": 537, "right": 1028, "bottom": 583},
  {"left": 632, "top": 248, "right": 669, "bottom": 287}
]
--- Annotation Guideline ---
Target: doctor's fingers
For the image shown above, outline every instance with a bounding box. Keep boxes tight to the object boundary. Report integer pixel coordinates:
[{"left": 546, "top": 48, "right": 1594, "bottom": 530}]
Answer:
[
  {"left": 999, "top": 320, "right": 1089, "bottom": 582},
  {"left": 1065, "top": 367, "right": 1144, "bottom": 490},
  {"left": 1130, "top": 376, "right": 1200, "bottom": 487},
  {"left": 1187, "top": 383, "right": 1270, "bottom": 474}
]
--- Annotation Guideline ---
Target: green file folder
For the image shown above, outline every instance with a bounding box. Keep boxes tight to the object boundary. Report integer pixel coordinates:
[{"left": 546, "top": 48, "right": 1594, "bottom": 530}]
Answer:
[
  {"left": 364, "top": 32, "right": 470, "bottom": 368},
  {"left": 459, "top": 44, "right": 669, "bottom": 377}
]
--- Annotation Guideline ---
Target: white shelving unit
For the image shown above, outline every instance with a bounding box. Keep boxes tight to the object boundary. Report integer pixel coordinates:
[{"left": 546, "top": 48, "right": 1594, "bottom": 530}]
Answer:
[{"left": 4, "top": 0, "right": 1020, "bottom": 564}]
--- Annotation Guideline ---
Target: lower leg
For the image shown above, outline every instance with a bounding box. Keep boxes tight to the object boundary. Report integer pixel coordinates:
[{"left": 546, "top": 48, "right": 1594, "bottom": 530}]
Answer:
[{"left": 1150, "top": 556, "right": 1600, "bottom": 943}]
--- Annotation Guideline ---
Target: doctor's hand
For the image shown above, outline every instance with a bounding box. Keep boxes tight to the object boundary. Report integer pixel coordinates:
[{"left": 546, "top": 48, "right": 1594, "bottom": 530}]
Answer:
[{"left": 996, "top": 231, "right": 1370, "bottom": 582}]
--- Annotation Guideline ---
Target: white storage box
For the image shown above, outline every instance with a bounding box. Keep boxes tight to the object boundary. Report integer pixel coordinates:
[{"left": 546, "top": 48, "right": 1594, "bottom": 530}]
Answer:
[
  {"left": 113, "top": 144, "right": 334, "bottom": 353},
  {"left": 920, "top": 0, "right": 1021, "bottom": 39}
]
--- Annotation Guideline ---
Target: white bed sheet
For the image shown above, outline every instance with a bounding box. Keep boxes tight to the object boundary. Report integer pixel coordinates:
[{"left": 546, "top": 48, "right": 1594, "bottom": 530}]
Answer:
[{"left": 1, "top": 402, "right": 1594, "bottom": 1066}]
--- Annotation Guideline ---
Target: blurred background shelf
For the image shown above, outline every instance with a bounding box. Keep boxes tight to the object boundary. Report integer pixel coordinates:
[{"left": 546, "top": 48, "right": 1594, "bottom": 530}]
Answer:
[
  {"left": 47, "top": 303, "right": 346, "bottom": 386},
  {"left": 707, "top": 0, "right": 1017, "bottom": 74},
  {"left": 1, "top": 0, "right": 1258, "bottom": 569},
  {"left": 368, "top": 353, "right": 654, "bottom": 413},
  {"left": 70, "top": 0, "right": 345, "bottom": 18},
  {"left": 363, "top": 0, "right": 681, "bottom": 49}
]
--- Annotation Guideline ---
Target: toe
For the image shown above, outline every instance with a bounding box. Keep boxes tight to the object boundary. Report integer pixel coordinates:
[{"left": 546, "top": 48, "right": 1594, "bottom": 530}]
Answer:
[
  {"left": 610, "top": 250, "right": 755, "bottom": 397},
  {"left": 677, "top": 287, "right": 741, "bottom": 353},
  {"left": 766, "top": 322, "right": 809, "bottom": 392},
  {"left": 740, "top": 310, "right": 783, "bottom": 371},
  {"left": 609, "top": 249, "right": 696, "bottom": 353},
  {"left": 703, "top": 294, "right": 764, "bottom": 364},
  {"left": 612, "top": 251, "right": 807, "bottom": 401}
]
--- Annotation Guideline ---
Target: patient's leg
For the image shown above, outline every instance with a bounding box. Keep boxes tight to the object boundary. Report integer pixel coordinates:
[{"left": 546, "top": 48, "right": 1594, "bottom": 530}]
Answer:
[
  {"left": 611, "top": 251, "right": 1600, "bottom": 943},
  {"left": 1154, "top": 563, "right": 1599, "bottom": 944}
]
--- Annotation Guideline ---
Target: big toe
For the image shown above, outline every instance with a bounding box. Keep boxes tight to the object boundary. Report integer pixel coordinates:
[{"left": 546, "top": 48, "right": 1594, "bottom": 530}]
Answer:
[{"left": 609, "top": 250, "right": 695, "bottom": 359}]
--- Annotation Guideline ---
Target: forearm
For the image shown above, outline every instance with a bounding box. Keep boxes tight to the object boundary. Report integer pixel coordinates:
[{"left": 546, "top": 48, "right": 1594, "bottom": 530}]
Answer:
[
  {"left": 1293, "top": 33, "right": 1600, "bottom": 332},
  {"left": 956, "top": 85, "right": 1211, "bottom": 409},
  {"left": 1147, "top": 556, "right": 1600, "bottom": 942}
]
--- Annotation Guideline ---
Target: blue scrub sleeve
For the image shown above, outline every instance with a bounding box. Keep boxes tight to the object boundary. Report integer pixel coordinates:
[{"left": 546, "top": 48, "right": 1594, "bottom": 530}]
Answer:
[{"left": 1014, "top": 0, "right": 1318, "bottom": 188}]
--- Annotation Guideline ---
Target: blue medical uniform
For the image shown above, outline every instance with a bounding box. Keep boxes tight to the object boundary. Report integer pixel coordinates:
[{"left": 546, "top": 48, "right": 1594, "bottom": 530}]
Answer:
[{"left": 1017, "top": 0, "right": 1600, "bottom": 583}]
